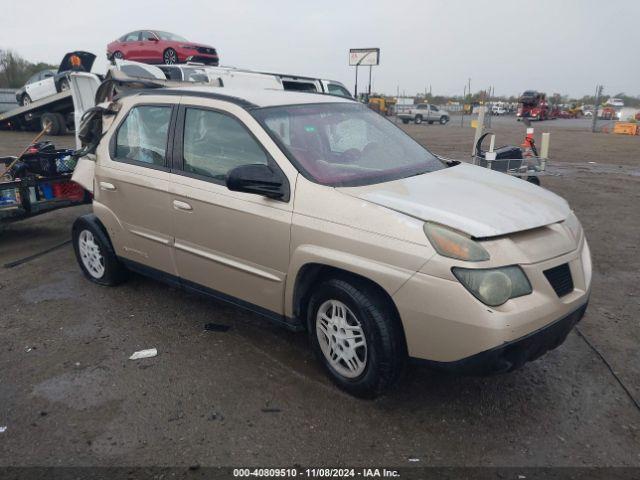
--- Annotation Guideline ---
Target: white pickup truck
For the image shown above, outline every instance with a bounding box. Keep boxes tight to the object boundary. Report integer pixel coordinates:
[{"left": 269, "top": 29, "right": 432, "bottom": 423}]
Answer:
[{"left": 397, "top": 103, "right": 450, "bottom": 125}]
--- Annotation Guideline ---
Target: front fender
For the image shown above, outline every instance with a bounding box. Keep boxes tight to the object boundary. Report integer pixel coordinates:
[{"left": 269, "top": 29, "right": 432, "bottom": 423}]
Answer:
[{"left": 284, "top": 244, "right": 421, "bottom": 318}]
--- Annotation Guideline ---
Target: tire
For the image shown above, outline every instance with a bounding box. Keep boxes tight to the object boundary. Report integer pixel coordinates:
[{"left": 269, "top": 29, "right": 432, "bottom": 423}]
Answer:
[
  {"left": 401, "top": 119, "right": 409, "bottom": 124},
  {"left": 40, "top": 112, "right": 63, "bottom": 135},
  {"left": 21, "top": 94, "right": 32, "bottom": 107},
  {"left": 307, "top": 277, "right": 406, "bottom": 398},
  {"left": 163, "top": 48, "right": 178, "bottom": 65},
  {"left": 72, "top": 216, "right": 128, "bottom": 286},
  {"left": 414, "top": 115, "right": 423, "bottom": 124},
  {"left": 439, "top": 116, "right": 449, "bottom": 125},
  {"left": 58, "top": 78, "right": 70, "bottom": 92},
  {"left": 527, "top": 176, "right": 541, "bottom": 186},
  {"left": 113, "top": 51, "right": 124, "bottom": 60}
]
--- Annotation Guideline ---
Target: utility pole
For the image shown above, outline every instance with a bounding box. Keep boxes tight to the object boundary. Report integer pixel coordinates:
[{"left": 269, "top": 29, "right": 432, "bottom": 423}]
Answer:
[
  {"left": 368, "top": 65, "right": 372, "bottom": 97},
  {"left": 461, "top": 84, "right": 466, "bottom": 127},
  {"left": 591, "top": 84, "right": 603, "bottom": 133},
  {"left": 354, "top": 65, "right": 359, "bottom": 99}
]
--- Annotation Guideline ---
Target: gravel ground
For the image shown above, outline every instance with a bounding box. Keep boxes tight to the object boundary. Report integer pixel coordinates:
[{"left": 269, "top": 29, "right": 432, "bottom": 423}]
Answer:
[{"left": 0, "top": 123, "right": 638, "bottom": 468}]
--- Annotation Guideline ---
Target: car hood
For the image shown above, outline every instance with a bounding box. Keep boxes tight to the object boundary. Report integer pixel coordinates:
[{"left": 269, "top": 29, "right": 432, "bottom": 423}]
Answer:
[
  {"left": 337, "top": 163, "right": 570, "bottom": 238},
  {"left": 59, "top": 51, "right": 96, "bottom": 73}
]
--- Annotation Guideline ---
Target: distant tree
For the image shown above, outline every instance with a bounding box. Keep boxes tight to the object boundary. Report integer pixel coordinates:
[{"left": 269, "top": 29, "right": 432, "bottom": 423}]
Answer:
[{"left": 0, "top": 49, "right": 57, "bottom": 88}]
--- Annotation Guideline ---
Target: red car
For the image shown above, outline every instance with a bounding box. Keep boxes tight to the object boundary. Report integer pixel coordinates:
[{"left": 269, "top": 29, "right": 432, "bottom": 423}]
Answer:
[{"left": 107, "top": 30, "right": 219, "bottom": 65}]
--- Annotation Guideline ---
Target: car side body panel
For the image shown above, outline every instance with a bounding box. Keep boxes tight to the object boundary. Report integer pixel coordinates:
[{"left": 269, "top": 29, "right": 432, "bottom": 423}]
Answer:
[{"left": 284, "top": 175, "right": 435, "bottom": 319}]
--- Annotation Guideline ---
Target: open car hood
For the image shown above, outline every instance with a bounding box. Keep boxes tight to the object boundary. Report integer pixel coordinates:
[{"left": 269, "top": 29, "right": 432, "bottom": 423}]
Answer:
[
  {"left": 59, "top": 51, "right": 96, "bottom": 74},
  {"left": 338, "top": 163, "right": 570, "bottom": 238}
]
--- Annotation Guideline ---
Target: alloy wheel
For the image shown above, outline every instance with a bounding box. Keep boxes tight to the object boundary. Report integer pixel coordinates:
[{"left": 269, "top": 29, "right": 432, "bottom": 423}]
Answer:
[
  {"left": 164, "top": 50, "right": 177, "bottom": 64},
  {"left": 316, "top": 299, "right": 367, "bottom": 378},
  {"left": 78, "top": 230, "right": 105, "bottom": 279}
]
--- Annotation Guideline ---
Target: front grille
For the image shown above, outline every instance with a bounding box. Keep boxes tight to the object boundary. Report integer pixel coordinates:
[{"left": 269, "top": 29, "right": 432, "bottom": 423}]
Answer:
[
  {"left": 196, "top": 47, "right": 217, "bottom": 55},
  {"left": 544, "top": 263, "right": 574, "bottom": 297}
]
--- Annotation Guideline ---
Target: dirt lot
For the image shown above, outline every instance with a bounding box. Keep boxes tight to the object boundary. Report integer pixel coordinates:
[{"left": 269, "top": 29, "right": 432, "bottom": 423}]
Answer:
[{"left": 0, "top": 121, "right": 639, "bottom": 468}]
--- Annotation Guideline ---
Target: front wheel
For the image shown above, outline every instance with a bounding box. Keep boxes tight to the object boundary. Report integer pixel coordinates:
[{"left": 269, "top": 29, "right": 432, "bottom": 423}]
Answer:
[
  {"left": 72, "top": 216, "right": 128, "bottom": 286},
  {"left": 440, "top": 116, "right": 449, "bottom": 125},
  {"left": 163, "top": 48, "right": 178, "bottom": 64},
  {"left": 307, "top": 277, "right": 406, "bottom": 398},
  {"left": 21, "top": 94, "right": 32, "bottom": 107}
]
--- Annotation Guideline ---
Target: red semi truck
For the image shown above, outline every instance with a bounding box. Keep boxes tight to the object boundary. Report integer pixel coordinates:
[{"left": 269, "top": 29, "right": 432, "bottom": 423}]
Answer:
[{"left": 516, "top": 90, "right": 557, "bottom": 121}]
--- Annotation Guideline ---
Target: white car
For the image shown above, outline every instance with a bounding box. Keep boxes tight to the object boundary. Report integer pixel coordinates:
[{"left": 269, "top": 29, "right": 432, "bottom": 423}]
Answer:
[
  {"left": 605, "top": 97, "right": 624, "bottom": 107},
  {"left": 15, "top": 52, "right": 96, "bottom": 106}
]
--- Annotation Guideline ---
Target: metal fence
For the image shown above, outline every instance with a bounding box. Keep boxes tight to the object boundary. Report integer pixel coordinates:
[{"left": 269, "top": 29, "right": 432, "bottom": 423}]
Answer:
[{"left": 0, "top": 88, "right": 17, "bottom": 113}]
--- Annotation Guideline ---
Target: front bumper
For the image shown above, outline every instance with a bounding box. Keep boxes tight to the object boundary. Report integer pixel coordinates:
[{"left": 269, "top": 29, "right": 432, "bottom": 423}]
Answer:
[
  {"left": 183, "top": 54, "right": 219, "bottom": 65},
  {"left": 415, "top": 301, "right": 587, "bottom": 375},
  {"left": 393, "top": 233, "right": 592, "bottom": 364}
]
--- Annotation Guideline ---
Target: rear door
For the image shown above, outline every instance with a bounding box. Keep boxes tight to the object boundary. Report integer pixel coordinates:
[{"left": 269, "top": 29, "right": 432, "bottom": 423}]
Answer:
[
  {"left": 168, "top": 100, "right": 294, "bottom": 315},
  {"left": 93, "top": 97, "right": 178, "bottom": 275}
]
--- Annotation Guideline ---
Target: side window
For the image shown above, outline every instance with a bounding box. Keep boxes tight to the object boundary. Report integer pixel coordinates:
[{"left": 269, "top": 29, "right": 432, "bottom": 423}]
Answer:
[
  {"left": 182, "top": 108, "right": 269, "bottom": 181},
  {"left": 417, "top": 104, "right": 427, "bottom": 110},
  {"left": 124, "top": 31, "right": 139, "bottom": 42},
  {"left": 141, "top": 31, "right": 156, "bottom": 41},
  {"left": 327, "top": 84, "right": 351, "bottom": 98},
  {"left": 430, "top": 105, "right": 439, "bottom": 112},
  {"left": 115, "top": 105, "right": 172, "bottom": 167}
]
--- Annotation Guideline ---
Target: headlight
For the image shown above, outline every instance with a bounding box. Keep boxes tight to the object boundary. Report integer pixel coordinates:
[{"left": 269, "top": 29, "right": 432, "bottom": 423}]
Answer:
[
  {"left": 563, "top": 211, "right": 582, "bottom": 241},
  {"left": 452, "top": 266, "right": 532, "bottom": 307},
  {"left": 424, "top": 223, "right": 490, "bottom": 262}
]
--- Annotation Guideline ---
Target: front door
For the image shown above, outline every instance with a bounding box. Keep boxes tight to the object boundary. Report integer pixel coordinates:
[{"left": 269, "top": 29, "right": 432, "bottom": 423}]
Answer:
[
  {"left": 169, "top": 104, "right": 293, "bottom": 315},
  {"left": 94, "top": 101, "right": 177, "bottom": 275},
  {"left": 139, "top": 31, "right": 159, "bottom": 62}
]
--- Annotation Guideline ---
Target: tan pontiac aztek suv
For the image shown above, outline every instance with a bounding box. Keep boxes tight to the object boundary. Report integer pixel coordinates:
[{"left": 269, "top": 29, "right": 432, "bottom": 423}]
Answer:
[{"left": 71, "top": 86, "right": 591, "bottom": 397}]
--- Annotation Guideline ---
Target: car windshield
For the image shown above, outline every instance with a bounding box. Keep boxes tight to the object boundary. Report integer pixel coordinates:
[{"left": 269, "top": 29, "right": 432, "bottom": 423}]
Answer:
[
  {"left": 155, "top": 31, "right": 188, "bottom": 42},
  {"left": 253, "top": 103, "right": 444, "bottom": 187}
]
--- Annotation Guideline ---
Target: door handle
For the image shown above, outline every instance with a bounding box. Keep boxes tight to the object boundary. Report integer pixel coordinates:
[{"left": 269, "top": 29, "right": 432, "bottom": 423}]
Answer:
[
  {"left": 99, "top": 182, "right": 116, "bottom": 191},
  {"left": 173, "top": 200, "right": 193, "bottom": 211}
]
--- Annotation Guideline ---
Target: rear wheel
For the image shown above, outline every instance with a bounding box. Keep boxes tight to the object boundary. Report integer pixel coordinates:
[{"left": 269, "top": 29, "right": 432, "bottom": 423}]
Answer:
[
  {"left": 58, "top": 78, "right": 70, "bottom": 92},
  {"left": 72, "top": 217, "right": 127, "bottom": 286},
  {"left": 307, "top": 277, "right": 406, "bottom": 398},
  {"left": 163, "top": 48, "right": 178, "bottom": 65},
  {"left": 414, "top": 115, "right": 423, "bottom": 124}
]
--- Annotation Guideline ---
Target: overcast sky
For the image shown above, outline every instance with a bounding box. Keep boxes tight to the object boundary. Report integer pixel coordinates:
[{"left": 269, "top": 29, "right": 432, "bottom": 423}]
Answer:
[{"left": 1, "top": 0, "right": 638, "bottom": 98}]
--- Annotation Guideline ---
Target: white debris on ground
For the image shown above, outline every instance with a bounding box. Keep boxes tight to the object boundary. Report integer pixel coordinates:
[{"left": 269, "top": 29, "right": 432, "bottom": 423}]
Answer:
[{"left": 129, "top": 348, "right": 158, "bottom": 360}]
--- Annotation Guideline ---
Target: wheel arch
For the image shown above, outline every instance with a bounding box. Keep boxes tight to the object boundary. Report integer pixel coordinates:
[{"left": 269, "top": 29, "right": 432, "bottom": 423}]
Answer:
[
  {"left": 291, "top": 262, "right": 405, "bottom": 338},
  {"left": 72, "top": 213, "right": 116, "bottom": 256}
]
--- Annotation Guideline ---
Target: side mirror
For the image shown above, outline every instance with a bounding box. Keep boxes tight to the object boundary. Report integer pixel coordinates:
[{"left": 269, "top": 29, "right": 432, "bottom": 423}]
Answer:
[
  {"left": 226, "top": 164, "right": 287, "bottom": 200},
  {"left": 146, "top": 37, "right": 158, "bottom": 42}
]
